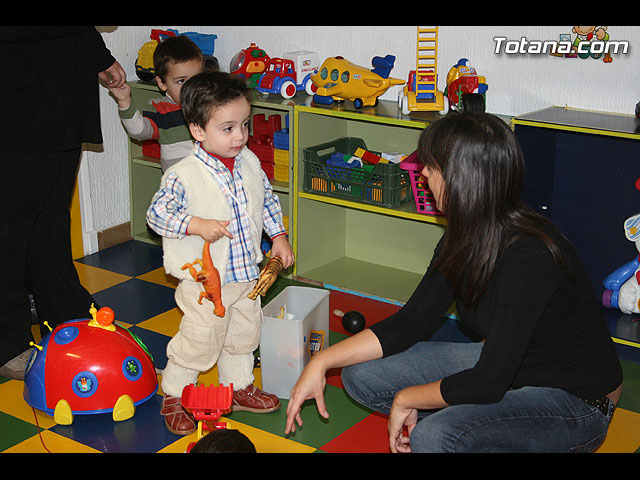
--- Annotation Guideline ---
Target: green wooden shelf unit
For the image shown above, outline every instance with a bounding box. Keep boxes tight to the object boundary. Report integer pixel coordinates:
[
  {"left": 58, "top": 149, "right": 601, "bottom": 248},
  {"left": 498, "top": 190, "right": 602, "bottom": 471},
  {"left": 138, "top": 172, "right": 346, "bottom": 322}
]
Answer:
[
  {"left": 127, "top": 81, "right": 164, "bottom": 245},
  {"left": 291, "top": 101, "right": 450, "bottom": 303}
]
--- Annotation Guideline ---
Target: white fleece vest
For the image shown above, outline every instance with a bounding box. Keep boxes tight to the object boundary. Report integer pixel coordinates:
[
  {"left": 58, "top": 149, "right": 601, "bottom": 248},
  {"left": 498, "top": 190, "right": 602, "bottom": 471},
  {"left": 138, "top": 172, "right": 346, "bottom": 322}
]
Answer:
[{"left": 162, "top": 147, "right": 265, "bottom": 283}]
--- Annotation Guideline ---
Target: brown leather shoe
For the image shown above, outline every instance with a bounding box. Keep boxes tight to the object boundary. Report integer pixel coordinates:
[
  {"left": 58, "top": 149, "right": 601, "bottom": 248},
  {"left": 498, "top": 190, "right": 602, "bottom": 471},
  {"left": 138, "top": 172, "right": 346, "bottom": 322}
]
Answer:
[
  {"left": 161, "top": 395, "right": 197, "bottom": 435},
  {"left": 232, "top": 385, "right": 280, "bottom": 413}
]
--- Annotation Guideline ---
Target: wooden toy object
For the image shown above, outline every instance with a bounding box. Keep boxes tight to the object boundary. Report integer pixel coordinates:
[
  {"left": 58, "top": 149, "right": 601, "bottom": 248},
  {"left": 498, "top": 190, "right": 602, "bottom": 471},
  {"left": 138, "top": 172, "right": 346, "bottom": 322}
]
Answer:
[
  {"left": 248, "top": 256, "right": 284, "bottom": 300},
  {"left": 182, "top": 242, "right": 226, "bottom": 317}
]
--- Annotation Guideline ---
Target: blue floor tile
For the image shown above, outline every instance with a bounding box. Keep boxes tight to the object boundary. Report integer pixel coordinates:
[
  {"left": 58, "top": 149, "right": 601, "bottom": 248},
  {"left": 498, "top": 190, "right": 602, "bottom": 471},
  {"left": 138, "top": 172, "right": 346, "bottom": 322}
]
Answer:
[
  {"left": 92, "top": 278, "right": 176, "bottom": 326},
  {"left": 76, "top": 240, "right": 163, "bottom": 277},
  {"left": 129, "top": 325, "right": 171, "bottom": 371},
  {"left": 50, "top": 394, "right": 178, "bottom": 453}
]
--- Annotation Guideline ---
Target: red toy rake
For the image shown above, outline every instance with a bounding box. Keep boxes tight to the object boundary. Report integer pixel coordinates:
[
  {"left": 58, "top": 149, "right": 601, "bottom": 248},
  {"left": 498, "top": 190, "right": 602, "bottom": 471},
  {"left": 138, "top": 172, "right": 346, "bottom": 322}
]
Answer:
[{"left": 182, "top": 383, "right": 234, "bottom": 451}]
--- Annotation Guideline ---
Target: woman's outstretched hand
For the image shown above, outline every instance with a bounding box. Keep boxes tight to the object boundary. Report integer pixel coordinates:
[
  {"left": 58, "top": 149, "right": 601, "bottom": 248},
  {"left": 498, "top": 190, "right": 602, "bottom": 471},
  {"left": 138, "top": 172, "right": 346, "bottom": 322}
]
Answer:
[{"left": 284, "top": 359, "right": 329, "bottom": 435}]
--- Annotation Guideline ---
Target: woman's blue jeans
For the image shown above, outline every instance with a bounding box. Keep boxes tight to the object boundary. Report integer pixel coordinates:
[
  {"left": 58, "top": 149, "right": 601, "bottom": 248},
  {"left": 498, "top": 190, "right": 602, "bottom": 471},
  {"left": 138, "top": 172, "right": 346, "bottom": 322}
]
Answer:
[{"left": 341, "top": 341, "right": 613, "bottom": 453}]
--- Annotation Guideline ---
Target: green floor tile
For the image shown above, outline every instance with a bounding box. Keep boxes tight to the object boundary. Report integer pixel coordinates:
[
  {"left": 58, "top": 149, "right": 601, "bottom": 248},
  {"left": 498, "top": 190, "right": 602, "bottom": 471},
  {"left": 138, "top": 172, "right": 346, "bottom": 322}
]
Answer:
[
  {"left": 227, "top": 384, "right": 372, "bottom": 449},
  {"left": 0, "top": 411, "right": 39, "bottom": 452}
]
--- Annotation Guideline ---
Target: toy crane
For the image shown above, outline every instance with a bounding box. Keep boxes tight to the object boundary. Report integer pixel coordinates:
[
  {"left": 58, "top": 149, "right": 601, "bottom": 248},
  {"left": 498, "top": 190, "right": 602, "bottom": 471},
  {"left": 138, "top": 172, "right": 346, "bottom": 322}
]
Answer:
[
  {"left": 181, "top": 383, "right": 233, "bottom": 452},
  {"left": 399, "top": 26, "right": 447, "bottom": 115}
]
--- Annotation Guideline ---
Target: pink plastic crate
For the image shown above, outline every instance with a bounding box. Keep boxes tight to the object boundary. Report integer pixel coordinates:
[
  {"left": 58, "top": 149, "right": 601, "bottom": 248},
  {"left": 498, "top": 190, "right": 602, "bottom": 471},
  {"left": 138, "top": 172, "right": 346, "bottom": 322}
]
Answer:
[{"left": 399, "top": 160, "right": 444, "bottom": 216}]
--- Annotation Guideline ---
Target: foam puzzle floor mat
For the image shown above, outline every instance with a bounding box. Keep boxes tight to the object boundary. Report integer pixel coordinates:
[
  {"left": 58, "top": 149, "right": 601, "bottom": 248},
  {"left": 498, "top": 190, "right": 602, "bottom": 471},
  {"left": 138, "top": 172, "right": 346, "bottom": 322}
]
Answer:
[{"left": 2, "top": 240, "right": 640, "bottom": 453}]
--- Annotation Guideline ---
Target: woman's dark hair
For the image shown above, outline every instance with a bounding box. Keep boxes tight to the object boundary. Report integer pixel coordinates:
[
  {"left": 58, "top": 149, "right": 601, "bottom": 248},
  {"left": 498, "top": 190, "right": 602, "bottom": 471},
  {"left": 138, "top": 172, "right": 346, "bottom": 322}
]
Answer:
[
  {"left": 418, "top": 112, "right": 568, "bottom": 308},
  {"left": 153, "top": 35, "right": 204, "bottom": 82},
  {"left": 180, "top": 71, "right": 250, "bottom": 129}
]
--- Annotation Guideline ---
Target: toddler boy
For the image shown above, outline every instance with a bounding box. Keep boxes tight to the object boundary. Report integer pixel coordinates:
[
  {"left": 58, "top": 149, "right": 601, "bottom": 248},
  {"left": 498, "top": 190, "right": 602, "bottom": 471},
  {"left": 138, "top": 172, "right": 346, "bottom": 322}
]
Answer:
[{"left": 147, "top": 71, "right": 294, "bottom": 435}]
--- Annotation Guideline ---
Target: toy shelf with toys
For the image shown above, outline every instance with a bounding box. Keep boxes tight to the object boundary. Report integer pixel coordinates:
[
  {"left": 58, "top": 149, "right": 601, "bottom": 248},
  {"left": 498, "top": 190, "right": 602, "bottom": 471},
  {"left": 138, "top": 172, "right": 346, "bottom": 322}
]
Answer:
[{"left": 293, "top": 100, "right": 454, "bottom": 303}]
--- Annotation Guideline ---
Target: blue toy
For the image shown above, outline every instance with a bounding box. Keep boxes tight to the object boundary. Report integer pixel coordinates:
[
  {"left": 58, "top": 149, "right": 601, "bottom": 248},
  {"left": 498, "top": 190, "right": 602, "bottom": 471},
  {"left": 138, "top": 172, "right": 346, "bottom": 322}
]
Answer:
[{"left": 602, "top": 213, "right": 640, "bottom": 314}]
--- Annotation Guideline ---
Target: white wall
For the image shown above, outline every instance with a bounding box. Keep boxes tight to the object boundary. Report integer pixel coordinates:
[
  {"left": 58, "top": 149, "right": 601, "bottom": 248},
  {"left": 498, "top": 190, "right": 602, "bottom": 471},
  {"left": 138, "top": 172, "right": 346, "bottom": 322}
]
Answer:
[{"left": 81, "top": 25, "right": 639, "bottom": 254}]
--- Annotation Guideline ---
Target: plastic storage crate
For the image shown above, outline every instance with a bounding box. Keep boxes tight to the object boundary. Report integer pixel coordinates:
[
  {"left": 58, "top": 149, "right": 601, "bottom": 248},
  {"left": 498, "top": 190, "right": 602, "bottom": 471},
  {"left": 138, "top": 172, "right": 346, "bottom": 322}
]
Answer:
[
  {"left": 303, "top": 137, "right": 412, "bottom": 208},
  {"left": 398, "top": 160, "right": 444, "bottom": 216},
  {"left": 260, "top": 287, "right": 330, "bottom": 399}
]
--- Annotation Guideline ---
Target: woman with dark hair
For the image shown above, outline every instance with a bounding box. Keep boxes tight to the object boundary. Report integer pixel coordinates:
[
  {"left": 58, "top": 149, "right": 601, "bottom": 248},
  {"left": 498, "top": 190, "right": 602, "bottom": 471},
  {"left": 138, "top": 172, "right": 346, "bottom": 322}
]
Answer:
[{"left": 285, "top": 112, "right": 622, "bottom": 453}]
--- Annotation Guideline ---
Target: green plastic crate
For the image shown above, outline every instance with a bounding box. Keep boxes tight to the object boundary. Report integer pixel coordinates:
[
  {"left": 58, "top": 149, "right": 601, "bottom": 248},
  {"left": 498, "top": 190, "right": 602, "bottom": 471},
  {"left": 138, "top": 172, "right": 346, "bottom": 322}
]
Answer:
[{"left": 302, "top": 137, "right": 412, "bottom": 208}]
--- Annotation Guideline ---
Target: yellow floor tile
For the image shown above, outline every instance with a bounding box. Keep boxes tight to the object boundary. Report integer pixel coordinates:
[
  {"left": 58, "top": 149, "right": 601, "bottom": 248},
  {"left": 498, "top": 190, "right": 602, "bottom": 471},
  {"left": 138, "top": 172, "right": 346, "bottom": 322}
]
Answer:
[
  {"left": 4, "top": 430, "right": 101, "bottom": 453},
  {"left": 595, "top": 408, "right": 640, "bottom": 453},
  {"left": 0, "top": 379, "right": 56, "bottom": 429},
  {"left": 197, "top": 367, "right": 220, "bottom": 387},
  {"left": 157, "top": 418, "right": 315, "bottom": 453},
  {"left": 225, "top": 418, "right": 315, "bottom": 453},
  {"left": 156, "top": 432, "right": 198, "bottom": 453},
  {"left": 75, "top": 262, "right": 131, "bottom": 294},
  {"left": 137, "top": 267, "right": 179, "bottom": 289},
  {"left": 137, "top": 307, "right": 183, "bottom": 337}
]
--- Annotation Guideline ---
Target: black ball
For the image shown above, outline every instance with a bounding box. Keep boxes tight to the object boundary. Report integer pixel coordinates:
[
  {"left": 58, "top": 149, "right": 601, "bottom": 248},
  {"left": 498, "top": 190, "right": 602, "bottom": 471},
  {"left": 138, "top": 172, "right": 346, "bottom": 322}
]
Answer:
[{"left": 342, "top": 310, "right": 366, "bottom": 334}]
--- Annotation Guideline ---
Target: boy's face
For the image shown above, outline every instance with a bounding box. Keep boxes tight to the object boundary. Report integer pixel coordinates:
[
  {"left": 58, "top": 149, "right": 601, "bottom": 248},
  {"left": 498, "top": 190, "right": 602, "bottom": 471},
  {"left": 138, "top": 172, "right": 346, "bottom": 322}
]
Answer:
[
  {"left": 189, "top": 97, "right": 251, "bottom": 158},
  {"left": 155, "top": 59, "right": 203, "bottom": 103}
]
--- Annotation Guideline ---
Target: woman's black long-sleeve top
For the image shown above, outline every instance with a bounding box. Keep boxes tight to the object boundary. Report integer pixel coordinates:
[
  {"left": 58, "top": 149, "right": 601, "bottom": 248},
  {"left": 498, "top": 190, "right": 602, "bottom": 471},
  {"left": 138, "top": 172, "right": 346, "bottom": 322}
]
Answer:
[{"left": 369, "top": 228, "right": 623, "bottom": 405}]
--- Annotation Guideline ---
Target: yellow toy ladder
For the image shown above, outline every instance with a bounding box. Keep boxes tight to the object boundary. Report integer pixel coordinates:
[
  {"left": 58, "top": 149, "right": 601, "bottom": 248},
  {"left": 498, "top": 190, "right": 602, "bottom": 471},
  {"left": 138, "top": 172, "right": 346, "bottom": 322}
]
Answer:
[{"left": 415, "top": 26, "right": 438, "bottom": 101}]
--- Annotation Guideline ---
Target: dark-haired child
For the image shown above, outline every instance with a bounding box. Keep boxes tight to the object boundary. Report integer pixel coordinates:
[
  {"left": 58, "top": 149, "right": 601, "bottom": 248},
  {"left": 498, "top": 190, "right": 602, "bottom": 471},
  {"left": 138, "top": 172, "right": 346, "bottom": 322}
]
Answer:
[
  {"left": 147, "top": 72, "right": 294, "bottom": 435},
  {"left": 109, "top": 35, "right": 210, "bottom": 171}
]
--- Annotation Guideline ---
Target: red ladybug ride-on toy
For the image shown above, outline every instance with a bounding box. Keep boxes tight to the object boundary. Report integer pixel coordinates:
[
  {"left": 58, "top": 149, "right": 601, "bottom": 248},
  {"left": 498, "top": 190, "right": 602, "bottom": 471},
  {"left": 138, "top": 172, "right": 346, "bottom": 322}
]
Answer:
[
  {"left": 444, "top": 58, "right": 488, "bottom": 112},
  {"left": 23, "top": 305, "right": 158, "bottom": 425}
]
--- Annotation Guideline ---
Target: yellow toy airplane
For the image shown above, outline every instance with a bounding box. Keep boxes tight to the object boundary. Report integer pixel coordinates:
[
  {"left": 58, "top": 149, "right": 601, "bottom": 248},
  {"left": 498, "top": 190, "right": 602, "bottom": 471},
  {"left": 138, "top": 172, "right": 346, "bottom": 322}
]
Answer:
[{"left": 311, "top": 55, "right": 405, "bottom": 109}]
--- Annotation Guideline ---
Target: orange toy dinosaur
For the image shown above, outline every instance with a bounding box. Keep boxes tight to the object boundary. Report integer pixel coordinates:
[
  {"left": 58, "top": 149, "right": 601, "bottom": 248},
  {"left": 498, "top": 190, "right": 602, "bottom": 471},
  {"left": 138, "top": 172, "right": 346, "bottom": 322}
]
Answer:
[{"left": 181, "top": 242, "right": 226, "bottom": 317}]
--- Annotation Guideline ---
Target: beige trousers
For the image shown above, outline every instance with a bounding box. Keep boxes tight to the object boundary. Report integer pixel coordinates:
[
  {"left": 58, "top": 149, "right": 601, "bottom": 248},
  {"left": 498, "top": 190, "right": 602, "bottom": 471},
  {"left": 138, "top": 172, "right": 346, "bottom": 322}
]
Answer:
[{"left": 161, "top": 279, "right": 262, "bottom": 398}]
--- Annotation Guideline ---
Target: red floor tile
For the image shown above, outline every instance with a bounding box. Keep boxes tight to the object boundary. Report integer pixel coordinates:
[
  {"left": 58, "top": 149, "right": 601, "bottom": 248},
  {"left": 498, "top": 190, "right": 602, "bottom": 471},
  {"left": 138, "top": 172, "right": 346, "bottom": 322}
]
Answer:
[{"left": 320, "top": 411, "right": 390, "bottom": 453}]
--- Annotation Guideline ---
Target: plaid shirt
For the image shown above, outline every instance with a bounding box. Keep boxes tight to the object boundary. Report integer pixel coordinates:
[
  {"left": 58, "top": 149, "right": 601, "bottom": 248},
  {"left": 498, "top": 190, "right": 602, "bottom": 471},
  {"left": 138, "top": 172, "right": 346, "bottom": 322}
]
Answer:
[{"left": 147, "top": 142, "right": 287, "bottom": 283}]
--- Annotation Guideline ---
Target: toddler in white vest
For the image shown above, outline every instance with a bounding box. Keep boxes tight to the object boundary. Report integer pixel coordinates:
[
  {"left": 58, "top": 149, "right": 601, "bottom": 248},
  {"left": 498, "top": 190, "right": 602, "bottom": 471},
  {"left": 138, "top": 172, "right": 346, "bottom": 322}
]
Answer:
[{"left": 147, "top": 72, "right": 294, "bottom": 435}]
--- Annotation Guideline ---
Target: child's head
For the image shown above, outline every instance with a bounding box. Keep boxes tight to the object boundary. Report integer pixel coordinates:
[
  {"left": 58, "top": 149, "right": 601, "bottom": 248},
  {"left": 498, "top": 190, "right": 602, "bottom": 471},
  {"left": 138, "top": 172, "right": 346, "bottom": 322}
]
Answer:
[
  {"left": 153, "top": 35, "right": 204, "bottom": 103},
  {"left": 181, "top": 71, "right": 252, "bottom": 158},
  {"left": 190, "top": 428, "right": 256, "bottom": 453}
]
